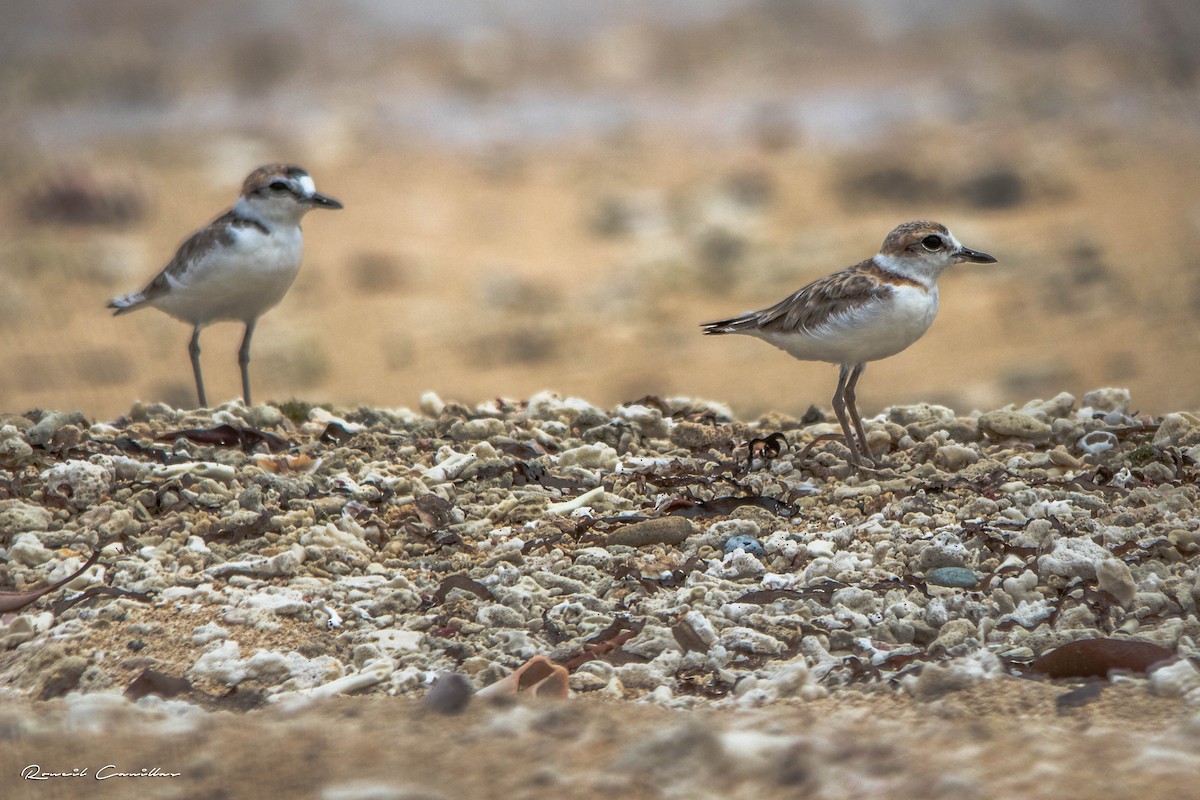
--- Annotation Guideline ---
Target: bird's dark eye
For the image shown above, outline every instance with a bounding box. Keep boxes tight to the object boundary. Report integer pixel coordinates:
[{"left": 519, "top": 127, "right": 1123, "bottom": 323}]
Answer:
[
  {"left": 922, "top": 235, "right": 943, "bottom": 250},
  {"left": 269, "top": 181, "right": 290, "bottom": 192}
]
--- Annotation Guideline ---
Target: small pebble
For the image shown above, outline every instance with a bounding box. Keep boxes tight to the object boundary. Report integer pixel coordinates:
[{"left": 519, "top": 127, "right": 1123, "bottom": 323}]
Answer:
[
  {"left": 424, "top": 673, "right": 473, "bottom": 715},
  {"left": 724, "top": 534, "right": 766, "bottom": 557},
  {"left": 606, "top": 517, "right": 696, "bottom": 547},
  {"left": 926, "top": 567, "right": 980, "bottom": 589},
  {"left": 1078, "top": 430, "right": 1118, "bottom": 455},
  {"left": 979, "top": 410, "right": 1052, "bottom": 441}
]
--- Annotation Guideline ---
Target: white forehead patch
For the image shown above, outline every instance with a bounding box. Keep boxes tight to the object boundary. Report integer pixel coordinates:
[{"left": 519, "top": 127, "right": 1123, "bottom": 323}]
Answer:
[{"left": 297, "top": 175, "right": 316, "bottom": 196}]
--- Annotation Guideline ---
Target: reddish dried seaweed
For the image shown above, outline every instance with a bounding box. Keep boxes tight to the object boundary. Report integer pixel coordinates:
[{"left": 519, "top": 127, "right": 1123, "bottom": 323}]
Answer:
[
  {"left": 667, "top": 495, "right": 799, "bottom": 520},
  {"left": 733, "top": 588, "right": 805, "bottom": 604},
  {"left": 563, "top": 617, "right": 646, "bottom": 671},
  {"left": 671, "top": 619, "right": 710, "bottom": 655},
  {"left": 428, "top": 574, "right": 495, "bottom": 606},
  {"left": 1031, "top": 638, "right": 1174, "bottom": 679},
  {"left": 612, "top": 556, "right": 703, "bottom": 595},
  {"left": 156, "top": 424, "right": 288, "bottom": 453}
]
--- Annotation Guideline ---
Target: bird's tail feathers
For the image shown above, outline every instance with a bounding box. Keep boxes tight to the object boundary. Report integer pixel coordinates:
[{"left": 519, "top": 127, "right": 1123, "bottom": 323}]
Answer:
[
  {"left": 700, "top": 313, "right": 761, "bottom": 335},
  {"left": 108, "top": 292, "right": 148, "bottom": 316}
]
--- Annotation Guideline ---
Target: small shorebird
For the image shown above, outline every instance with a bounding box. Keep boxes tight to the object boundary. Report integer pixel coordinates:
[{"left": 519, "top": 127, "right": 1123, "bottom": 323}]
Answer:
[
  {"left": 702, "top": 221, "right": 996, "bottom": 467},
  {"left": 109, "top": 164, "right": 342, "bottom": 407}
]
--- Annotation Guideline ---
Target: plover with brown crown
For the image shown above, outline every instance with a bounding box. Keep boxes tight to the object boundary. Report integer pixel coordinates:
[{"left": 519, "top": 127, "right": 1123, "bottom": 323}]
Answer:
[
  {"left": 109, "top": 164, "right": 342, "bottom": 407},
  {"left": 702, "top": 221, "right": 997, "bottom": 467}
]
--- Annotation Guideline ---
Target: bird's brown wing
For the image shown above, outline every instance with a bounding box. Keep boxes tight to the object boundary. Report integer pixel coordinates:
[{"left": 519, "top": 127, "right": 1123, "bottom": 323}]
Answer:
[
  {"left": 130, "top": 210, "right": 266, "bottom": 303},
  {"left": 702, "top": 260, "right": 894, "bottom": 335}
]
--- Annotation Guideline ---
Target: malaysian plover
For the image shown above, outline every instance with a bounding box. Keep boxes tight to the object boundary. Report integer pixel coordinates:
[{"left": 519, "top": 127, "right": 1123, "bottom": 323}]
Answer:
[
  {"left": 702, "top": 221, "right": 996, "bottom": 467},
  {"left": 109, "top": 164, "right": 342, "bottom": 407}
]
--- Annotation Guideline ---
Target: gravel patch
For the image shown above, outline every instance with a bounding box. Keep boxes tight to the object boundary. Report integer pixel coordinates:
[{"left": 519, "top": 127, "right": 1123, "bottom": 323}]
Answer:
[{"left": 2, "top": 388, "right": 1199, "bottom": 794}]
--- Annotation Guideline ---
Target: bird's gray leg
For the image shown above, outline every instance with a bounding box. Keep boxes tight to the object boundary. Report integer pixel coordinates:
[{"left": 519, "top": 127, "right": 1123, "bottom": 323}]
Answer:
[
  {"left": 830, "top": 363, "right": 864, "bottom": 466},
  {"left": 844, "top": 362, "right": 880, "bottom": 467},
  {"left": 238, "top": 319, "right": 256, "bottom": 406},
  {"left": 189, "top": 325, "right": 207, "bottom": 408}
]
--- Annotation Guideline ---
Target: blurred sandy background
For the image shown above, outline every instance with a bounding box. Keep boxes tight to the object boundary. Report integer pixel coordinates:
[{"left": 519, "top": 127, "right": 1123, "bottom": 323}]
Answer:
[{"left": 2, "top": 0, "right": 1200, "bottom": 421}]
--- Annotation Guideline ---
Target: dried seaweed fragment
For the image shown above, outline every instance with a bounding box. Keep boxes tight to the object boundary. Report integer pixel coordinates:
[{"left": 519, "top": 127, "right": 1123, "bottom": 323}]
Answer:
[
  {"left": 612, "top": 556, "right": 703, "bottom": 594},
  {"left": 429, "top": 574, "right": 495, "bottom": 606},
  {"left": 671, "top": 619, "right": 710, "bottom": 655},
  {"left": 156, "top": 424, "right": 288, "bottom": 453},
  {"left": 99, "top": 435, "right": 173, "bottom": 463},
  {"left": 733, "top": 588, "right": 805, "bottom": 604},
  {"left": 563, "top": 617, "right": 646, "bottom": 671},
  {"left": 667, "top": 495, "right": 799, "bottom": 519},
  {"left": 51, "top": 586, "right": 153, "bottom": 615},
  {"left": 0, "top": 549, "right": 100, "bottom": 614},
  {"left": 1031, "top": 638, "right": 1174, "bottom": 679}
]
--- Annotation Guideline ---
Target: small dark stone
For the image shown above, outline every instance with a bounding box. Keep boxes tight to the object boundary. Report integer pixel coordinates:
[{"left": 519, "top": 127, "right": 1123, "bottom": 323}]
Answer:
[
  {"left": 425, "top": 672, "right": 473, "bottom": 715},
  {"left": 126, "top": 639, "right": 146, "bottom": 652},
  {"left": 125, "top": 668, "right": 192, "bottom": 701}
]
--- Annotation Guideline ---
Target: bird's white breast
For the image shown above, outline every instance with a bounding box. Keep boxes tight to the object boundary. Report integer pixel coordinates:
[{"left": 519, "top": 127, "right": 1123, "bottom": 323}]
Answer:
[
  {"left": 762, "top": 284, "right": 939, "bottom": 365},
  {"left": 157, "top": 225, "right": 304, "bottom": 324}
]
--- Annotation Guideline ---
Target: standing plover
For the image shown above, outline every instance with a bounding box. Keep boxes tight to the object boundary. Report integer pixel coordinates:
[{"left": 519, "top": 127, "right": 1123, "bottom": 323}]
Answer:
[
  {"left": 702, "top": 221, "right": 996, "bottom": 467},
  {"left": 109, "top": 164, "right": 342, "bottom": 407}
]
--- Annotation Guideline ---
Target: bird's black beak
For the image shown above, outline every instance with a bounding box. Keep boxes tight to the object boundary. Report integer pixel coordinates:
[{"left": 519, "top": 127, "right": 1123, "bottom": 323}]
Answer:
[
  {"left": 306, "top": 192, "right": 344, "bottom": 210},
  {"left": 955, "top": 246, "right": 997, "bottom": 264}
]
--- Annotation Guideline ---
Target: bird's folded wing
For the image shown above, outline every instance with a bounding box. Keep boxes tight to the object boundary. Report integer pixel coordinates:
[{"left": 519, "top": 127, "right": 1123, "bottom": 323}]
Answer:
[
  {"left": 729, "top": 260, "right": 893, "bottom": 335},
  {"left": 136, "top": 210, "right": 268, "bottom": 298}
]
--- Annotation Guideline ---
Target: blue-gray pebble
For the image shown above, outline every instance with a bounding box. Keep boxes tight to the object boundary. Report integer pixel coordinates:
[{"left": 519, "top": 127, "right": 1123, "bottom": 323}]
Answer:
[
  {"left": 724, "top": 534, "right": 766, "bottom": 558},
  {"left": 926, "top": 567, "right": 979, "bottom": 589},
  {"left": 424, "top": 672, "right": 473, "bottom": 715}
]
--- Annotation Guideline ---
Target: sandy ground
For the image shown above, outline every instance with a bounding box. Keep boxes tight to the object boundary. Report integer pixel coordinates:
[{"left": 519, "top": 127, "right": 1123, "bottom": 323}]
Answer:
[
  {"left": 5, "top": 128, "right": 1200, "bottom": 425},
  {"left": 2, "top": 683, "right": 1197, "bottom": 800}
]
